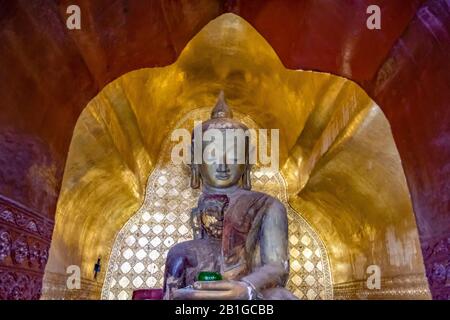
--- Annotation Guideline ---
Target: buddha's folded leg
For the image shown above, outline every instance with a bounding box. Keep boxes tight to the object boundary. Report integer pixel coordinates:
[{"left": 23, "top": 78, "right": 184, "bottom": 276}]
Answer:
[
  {"left": 163, "top": 238, "right": 221, "bottom": 299},
  {"left": 260, "top": 287, "right": 299, "bottom": 300}
]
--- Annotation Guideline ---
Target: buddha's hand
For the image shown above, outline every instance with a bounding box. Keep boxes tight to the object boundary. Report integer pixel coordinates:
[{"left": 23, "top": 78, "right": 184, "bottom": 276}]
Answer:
[{"left": 172, "top": 280, "right": 251, "bottom": 300}]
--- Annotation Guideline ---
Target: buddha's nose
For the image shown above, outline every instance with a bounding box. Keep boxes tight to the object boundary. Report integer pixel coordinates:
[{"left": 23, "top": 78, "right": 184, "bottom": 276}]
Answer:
[{"left": 217, "top": 163, "right": 230, "bottom": 173}]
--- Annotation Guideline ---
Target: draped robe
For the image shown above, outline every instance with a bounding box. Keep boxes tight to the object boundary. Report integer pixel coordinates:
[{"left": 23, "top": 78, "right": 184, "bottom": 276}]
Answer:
[{"left": 163, "top": 187, "right": 297, "bottom": 300}]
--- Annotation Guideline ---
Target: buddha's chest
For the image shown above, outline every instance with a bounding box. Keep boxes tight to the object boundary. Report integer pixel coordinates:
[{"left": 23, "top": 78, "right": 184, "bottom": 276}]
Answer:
[{"left": 196, "top": 191, "right": 269, "bottom": 276}]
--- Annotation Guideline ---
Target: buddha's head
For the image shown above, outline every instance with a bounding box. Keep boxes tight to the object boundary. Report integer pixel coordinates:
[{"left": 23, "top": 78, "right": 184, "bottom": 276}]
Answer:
[{"left": 190, "top": 91, "right": 251, "bottom": 190}]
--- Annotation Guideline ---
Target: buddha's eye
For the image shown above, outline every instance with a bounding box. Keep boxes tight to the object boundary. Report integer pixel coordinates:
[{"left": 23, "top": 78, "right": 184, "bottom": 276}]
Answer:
[
  {"left": 225, "top": 152, "right": 238, "bottom": 164},
  {"left": 204, "top": 150, "right": 219, "bottom": 164}
]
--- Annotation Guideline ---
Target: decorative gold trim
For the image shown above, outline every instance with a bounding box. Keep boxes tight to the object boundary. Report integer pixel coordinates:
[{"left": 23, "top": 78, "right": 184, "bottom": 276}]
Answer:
[{"left": 333, "top": 274, "right": 431, "bottom": 300}]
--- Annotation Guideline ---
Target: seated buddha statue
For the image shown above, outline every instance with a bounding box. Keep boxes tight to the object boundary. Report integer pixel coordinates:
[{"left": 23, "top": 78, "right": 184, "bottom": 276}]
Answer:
[{"left": 163, "top": 92, "right": 297, "bottom": 300}]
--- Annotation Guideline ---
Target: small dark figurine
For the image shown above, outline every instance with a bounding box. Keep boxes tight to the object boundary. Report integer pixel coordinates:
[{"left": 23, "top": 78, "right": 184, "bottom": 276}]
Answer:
[{"left": 94, "top": 257, "right": 101, "bottom": 279}]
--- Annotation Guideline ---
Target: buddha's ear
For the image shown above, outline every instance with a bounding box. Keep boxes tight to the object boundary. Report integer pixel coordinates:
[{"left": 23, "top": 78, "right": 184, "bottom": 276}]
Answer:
[
  {"left": 242, "top": 165, "right": 252, "bottom": 190},
  {"left": 190, "top": 140, "right": 201, "bottom": 189},
  {"left": 190, "top": 164, "right": 201, "bottom": 189},
  {"left": 242, "top": 135, "right": 252, "bottom": 190}
]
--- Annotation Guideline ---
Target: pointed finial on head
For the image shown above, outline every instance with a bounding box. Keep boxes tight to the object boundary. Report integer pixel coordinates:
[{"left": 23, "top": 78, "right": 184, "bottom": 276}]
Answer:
[{"left": 211, "top": 91, "right": 233, "bottom": 119}]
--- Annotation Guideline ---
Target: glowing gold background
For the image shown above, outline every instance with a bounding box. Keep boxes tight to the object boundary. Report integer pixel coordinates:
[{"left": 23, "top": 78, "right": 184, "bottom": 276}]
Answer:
[{"left": 42, "top": 14, "right": 429, "bottom": 299}]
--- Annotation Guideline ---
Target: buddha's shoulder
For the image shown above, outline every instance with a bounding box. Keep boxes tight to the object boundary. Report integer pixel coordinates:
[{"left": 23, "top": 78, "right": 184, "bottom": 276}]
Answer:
[{"left": 235, "top": 189, "right": 286, "bottom": 211}]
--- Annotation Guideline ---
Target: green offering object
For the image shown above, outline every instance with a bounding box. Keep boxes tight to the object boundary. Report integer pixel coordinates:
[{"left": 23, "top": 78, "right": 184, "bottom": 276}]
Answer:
[{"left": 197, "top": 271, "right": 222, "bottom": 281}]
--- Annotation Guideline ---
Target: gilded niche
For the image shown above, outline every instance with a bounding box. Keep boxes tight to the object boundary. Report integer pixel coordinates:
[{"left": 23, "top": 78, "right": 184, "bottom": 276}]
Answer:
[{"left": 43, "top": 14, "right": 429, "bottom": 300}]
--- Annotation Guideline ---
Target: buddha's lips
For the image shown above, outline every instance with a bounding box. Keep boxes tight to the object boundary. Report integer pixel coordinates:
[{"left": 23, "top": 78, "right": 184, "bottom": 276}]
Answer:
[{"left": 215, "top": 173, "right": 230, "bottom": 180}]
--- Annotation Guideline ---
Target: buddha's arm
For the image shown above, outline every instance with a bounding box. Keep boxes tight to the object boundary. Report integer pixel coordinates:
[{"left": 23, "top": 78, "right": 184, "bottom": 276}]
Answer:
[
  {"left": 240, "top": 200, "right": 289, "bottom": 292},
  {"left": 172, "top": 199, "right": 289, "bottom": 300}
]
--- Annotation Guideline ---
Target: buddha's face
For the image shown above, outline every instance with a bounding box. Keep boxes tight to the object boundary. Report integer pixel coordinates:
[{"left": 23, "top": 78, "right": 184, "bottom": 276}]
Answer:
[
  {"left": 199, "top": 136, "right": 246, "bottom": 189},
  {"left": 199, "top": 161, "right": 245, "bottom": 188}
]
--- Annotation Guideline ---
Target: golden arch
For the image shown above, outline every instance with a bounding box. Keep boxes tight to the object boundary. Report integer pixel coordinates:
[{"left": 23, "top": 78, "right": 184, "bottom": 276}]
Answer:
[{"left": 42, "top": 13, "right": 429, "bottom": 299}]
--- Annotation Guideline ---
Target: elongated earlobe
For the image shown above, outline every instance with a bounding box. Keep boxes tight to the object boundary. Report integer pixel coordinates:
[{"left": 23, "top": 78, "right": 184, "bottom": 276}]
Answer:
[
  {"left": 190, "top": 164, "right": 200, "bottom": 189},
  {"left": 242, "top": 135, "right": 252, "bottom": 190},
  {"left": 242, "top": 166, "right": 251, "bottom": 190}
]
